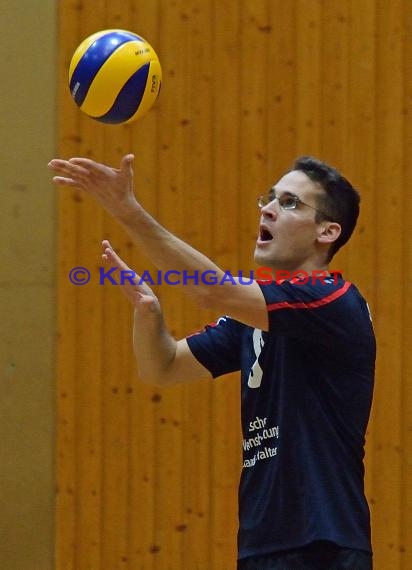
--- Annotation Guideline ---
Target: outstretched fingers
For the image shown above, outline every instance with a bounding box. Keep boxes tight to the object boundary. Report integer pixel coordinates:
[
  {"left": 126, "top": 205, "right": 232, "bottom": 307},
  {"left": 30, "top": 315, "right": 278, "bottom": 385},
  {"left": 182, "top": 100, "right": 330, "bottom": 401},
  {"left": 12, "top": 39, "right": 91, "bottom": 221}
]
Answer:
[
  {"left": 48, "top": 158, "right": 91, "bottom": 187},
  {"left": 50, "top": 155, "right": 133, "bottom": 177},
  {"left": 102, "top": 239, "right": 129, "bottom": 271},
  {"left": 48, "top": 155, "right": 138, "bottom": 220},
  {"left": 101, "top": 240, "right": 158, "bottom": 311}
]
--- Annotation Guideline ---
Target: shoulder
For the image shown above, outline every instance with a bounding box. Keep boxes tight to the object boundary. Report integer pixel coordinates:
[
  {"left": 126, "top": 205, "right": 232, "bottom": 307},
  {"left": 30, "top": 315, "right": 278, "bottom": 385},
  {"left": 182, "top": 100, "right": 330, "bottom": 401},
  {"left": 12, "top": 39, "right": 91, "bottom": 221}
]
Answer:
[{"left": 258, "top": 273, "right": 360, "bottom": 312}]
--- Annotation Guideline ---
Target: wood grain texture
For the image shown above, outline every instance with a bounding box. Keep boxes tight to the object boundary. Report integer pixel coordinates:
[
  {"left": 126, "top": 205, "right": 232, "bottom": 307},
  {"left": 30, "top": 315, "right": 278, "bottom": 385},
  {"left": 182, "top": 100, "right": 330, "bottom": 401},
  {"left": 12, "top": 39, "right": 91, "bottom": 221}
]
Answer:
[{"left": 55, "top": 1, "right": 411, "bottom": 568}]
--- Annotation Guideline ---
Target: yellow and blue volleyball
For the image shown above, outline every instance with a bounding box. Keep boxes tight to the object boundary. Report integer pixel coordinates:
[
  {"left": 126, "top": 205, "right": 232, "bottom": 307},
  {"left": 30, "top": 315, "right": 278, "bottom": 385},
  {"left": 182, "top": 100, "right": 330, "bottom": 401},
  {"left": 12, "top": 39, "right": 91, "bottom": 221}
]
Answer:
[{"left": 68, "top": 29, "right": 162, "bottom": 124}]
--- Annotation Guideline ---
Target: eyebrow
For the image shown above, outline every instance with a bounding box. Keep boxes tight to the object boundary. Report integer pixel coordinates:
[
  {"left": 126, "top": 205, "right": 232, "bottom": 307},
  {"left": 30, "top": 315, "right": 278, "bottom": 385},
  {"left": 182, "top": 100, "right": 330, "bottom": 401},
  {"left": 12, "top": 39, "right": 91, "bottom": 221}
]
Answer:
[{"left": 269, "top": 188, "right": 298, "bottom": 198}]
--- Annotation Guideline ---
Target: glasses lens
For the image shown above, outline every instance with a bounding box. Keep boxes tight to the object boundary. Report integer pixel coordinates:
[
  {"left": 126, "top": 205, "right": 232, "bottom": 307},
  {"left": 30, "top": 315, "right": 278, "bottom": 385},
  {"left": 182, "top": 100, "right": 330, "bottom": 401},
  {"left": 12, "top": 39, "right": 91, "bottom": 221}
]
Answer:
[
  {"left": 258, "top": 193, "right": 300, "bottom": 210},
  {"left": 279, "top": 196, "right": 298, "bottom": 210}
]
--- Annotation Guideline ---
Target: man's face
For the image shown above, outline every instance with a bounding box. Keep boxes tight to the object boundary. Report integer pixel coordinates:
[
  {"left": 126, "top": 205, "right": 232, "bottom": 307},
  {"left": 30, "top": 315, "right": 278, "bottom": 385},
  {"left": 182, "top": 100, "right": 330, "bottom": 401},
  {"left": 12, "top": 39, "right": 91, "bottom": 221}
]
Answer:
[{"left": 254, "top": 170, "right": 328, "bottom": 271}]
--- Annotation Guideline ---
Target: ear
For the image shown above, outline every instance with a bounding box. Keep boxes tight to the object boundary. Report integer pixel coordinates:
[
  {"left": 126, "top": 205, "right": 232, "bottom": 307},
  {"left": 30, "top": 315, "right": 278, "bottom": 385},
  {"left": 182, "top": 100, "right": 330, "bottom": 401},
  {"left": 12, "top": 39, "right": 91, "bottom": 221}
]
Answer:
[{"left": 316, "top": 221, "right": 341, "bottom": 245}]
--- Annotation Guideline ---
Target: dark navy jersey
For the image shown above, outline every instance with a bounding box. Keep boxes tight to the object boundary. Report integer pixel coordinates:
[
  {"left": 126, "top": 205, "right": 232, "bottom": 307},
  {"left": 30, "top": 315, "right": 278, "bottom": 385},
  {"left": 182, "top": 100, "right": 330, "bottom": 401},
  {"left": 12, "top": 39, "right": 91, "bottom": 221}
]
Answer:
[{"left": 186, "top": 274, "right": 376, "bottom": 560}]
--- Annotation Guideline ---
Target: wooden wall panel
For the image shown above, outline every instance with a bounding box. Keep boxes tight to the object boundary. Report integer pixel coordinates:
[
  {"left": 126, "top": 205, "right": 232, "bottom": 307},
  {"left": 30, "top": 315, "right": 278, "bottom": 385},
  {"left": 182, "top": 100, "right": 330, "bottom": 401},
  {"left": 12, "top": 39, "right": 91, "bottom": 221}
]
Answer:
[
  {"left": 266, "top": 1, "right": 297, "bottom": 177},
  {"left": 181, "top": 3, "right": 214, "bottom": 568},
  {"left": 372, "top": 2, "right": 404, "bottom": 567},
  {"left": 127, "top": 3, "right": 160, "bottom": 568},
  {"left": 55, "top": 1, "right": 412, "bottom": 569},
  {"left": 295, "top": 0, "right": 322, "bottom": 157},
  {"left": 70, "top": 2, "right": 106, "bottom": 567},
  {"left": 345, "top": 1, "right": 378, "bottom": 513},
  {"left": 401, "top": 5, "right": 412, "bottom": 567},
  {"left": 211, "top": 4, "right": 242, "bottom": 568}
]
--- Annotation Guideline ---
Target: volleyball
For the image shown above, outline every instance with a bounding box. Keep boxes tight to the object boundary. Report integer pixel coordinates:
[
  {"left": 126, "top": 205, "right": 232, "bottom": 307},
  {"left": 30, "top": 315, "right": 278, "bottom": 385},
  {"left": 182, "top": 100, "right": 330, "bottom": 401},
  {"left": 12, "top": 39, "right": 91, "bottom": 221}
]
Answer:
[{"left": 68, "top": 29, "right": 162, "bottom": 124}]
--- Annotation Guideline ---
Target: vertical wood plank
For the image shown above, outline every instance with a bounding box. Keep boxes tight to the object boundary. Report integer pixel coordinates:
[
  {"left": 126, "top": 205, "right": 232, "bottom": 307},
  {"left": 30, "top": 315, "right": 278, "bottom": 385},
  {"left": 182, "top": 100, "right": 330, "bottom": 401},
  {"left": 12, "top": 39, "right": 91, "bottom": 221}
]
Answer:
[
  {"left": 344, "top": 0, "right": 377, "bottom": 512},
  {"left": 98, "top": 5, "right": 135, "bottom": 570},
  {"left": 101, "top": 293, "right": 130, "bottom": 570},
  {"left": 151, "top": 1, "right": 188, "bottom": 567},
  {"left": 401, "top": 6, "right": 412, "bottom": 568},
  {"left": 56, "top": 1, "right": 81, "bottom": 567},
  {"left": 372, "top": 0, "right": 404, "bottom": 566},
  {"left": 180, "top": 1, "right": 214, "bottom": 568},
  {"left": 239, "top": 0, "right": 272, "bottom": 270},
  {"left": 318, "top": 0, "right": 350, "bottom": 274},
  {"left": 265, "top": 0, "right": 297, "bottom": 187},
  {"left": 210, "top": 2, "right": 243, "bottom": 568},
  {"left": 319, "top": 0, "right": 349, "bottom": 166},
  {"left": 399, "top": 3, "right": 412, "bottom": 560},
  {"left": 295, "top": 0, "right": 321, "bottom": 156},
  {"left": 127, "top": 2, "right": 161, "bottom": 568},
  {"left": 68, "top": 3, "right": 106, "bottom": 569},
  {"left": 56, "top": 1, "right": 106, "bottom": 569}
]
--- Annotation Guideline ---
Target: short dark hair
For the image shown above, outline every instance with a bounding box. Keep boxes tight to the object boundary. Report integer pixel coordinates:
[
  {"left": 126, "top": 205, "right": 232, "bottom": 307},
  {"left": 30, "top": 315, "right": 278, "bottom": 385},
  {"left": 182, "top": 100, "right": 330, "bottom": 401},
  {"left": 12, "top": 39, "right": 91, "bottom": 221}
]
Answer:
[{"left": 291, "top": 156, "right": 360, "bottom": 260}]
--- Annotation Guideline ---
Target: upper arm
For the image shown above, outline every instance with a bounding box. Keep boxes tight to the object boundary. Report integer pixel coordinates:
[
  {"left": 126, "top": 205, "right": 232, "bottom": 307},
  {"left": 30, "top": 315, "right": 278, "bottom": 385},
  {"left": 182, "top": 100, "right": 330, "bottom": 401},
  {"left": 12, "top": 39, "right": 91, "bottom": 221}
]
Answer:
[{"left": 162, "top": 338, "right": 212, "bottom": 385}]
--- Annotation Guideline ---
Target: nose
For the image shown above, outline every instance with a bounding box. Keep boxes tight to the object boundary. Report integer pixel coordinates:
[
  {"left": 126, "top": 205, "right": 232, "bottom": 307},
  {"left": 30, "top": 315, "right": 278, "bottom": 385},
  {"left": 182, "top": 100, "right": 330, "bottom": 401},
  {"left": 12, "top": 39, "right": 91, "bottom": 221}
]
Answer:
[{"left": 260, "top": 201, "right": 278, "bottom": 220}]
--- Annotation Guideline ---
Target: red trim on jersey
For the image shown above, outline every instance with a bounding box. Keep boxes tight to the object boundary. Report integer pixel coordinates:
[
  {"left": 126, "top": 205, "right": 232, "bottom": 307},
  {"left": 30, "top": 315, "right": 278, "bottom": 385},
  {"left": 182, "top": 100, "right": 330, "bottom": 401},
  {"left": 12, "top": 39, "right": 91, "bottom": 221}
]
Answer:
[
  {"left": 266, "top": 281, "right": 352, "bottom": 312},
  {"left": 187, "top": 319, "right": 223, "bottom": 337}
]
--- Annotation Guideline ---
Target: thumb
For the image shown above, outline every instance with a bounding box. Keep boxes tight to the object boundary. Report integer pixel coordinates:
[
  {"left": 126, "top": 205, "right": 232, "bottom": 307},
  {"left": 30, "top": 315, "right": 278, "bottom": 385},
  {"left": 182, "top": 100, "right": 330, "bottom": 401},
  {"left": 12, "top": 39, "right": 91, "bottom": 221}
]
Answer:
[{"left": 120, "top": 153, "right": 135, "bottom": 175}]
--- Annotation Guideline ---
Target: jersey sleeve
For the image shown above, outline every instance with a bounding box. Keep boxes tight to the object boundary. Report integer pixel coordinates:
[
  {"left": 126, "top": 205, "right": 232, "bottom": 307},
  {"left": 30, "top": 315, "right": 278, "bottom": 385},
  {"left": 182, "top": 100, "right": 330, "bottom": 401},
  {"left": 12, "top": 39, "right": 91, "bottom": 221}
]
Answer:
[
  {"left": 258, "top": 275, "right": 373, "bottom": 349},
  {"left": 186, "top": 316, "right": 243, "bottom": 378}
]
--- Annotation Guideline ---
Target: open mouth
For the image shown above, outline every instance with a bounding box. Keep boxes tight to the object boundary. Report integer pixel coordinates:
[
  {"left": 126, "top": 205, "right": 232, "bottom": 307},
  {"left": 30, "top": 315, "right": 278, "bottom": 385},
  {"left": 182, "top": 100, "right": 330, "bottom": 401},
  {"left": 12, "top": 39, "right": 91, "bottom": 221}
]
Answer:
[{"left": 259, "top": 227, "right": 274, "bottom": 242}]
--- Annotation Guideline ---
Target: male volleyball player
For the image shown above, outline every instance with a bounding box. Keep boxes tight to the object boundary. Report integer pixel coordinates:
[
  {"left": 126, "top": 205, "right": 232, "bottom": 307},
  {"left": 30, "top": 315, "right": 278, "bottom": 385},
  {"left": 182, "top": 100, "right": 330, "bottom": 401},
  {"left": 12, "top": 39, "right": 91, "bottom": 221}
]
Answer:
[{"left": 49, "top": 154, "right": 375, "bottom": 570}]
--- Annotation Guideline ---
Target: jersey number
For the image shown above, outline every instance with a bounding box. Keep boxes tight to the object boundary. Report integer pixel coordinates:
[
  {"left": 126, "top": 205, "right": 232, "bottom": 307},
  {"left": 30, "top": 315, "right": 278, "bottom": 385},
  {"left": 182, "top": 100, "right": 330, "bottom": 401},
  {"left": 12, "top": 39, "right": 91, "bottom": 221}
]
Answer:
[{"left": 247, "top": 329, "right": 265, "bottom": 389}]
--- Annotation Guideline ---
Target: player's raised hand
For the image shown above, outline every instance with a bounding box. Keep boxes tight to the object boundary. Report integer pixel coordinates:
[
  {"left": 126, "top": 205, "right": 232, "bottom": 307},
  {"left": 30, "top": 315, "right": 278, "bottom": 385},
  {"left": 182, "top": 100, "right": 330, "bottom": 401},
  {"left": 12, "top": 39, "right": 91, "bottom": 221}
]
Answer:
[
  {"left": 101, "top": 239, "right": 159, "bottom": 314},
  {"left": 48, "top": 154, "right": 139, "bottom": 220}
]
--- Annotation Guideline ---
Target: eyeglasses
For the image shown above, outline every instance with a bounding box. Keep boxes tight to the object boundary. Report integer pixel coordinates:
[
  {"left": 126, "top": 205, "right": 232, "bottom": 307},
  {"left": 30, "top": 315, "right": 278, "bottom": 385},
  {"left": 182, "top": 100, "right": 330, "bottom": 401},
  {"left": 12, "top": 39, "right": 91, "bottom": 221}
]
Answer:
[{"left": 257, "top": 192, "right": 331, "bottom": 219}]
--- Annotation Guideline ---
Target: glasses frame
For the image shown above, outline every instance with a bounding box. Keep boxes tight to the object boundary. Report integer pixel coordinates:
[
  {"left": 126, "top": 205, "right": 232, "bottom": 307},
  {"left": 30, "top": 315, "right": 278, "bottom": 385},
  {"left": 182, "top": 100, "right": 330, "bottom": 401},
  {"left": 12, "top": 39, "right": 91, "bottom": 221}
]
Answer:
[{"left": 257, "top": 192, "right": 332, "bottom": 220}]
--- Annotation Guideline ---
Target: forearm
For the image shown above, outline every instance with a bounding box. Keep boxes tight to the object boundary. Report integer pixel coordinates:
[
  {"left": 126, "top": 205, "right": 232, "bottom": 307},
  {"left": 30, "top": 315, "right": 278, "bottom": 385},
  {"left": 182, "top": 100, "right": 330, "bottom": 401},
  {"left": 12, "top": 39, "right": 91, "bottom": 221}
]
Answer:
[
  {"left": 117, "top": 201, "right": 226, "bottom": 303},
  {"left": 133, "top": 306, "right": 177, "bottom": 386},
  {"left": 117, "top": 202, "right": 267, "bottom": 329},
  {"left": 133, "top": 305, "right": 209, "bottom": 385}
]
